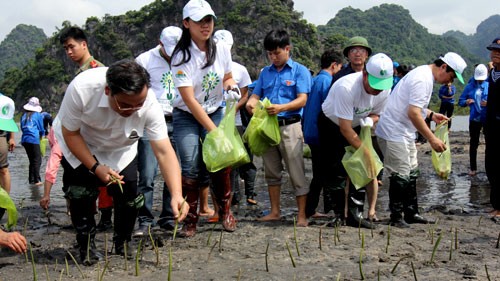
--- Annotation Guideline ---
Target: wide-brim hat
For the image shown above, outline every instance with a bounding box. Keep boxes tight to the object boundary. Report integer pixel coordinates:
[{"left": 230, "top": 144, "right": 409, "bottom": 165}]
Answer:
[
  {"left": 343, "top": 36, "right": 372, "bottom": 57},
  {"left": 23, "top": 96, "right": 42, "bottom": 112},
  {"left": 0, "top": 94, "right": 19, "bottom": 132},
  {"left": 486, "top": 37, "right": 500, "bottom": 51}
]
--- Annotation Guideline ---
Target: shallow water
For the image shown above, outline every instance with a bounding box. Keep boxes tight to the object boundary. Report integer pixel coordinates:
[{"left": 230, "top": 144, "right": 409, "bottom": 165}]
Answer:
[{"left": 6, "top": 123, "right": 490, "bottom": 220}]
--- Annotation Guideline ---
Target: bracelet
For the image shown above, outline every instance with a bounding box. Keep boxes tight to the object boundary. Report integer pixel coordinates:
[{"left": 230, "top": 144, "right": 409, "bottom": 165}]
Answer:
[
  {"left": 89, "top": 162, "right": 100, "bottom": 175},
  {"left": 429, "top": 111, "right": 434, "bottom": 121}
]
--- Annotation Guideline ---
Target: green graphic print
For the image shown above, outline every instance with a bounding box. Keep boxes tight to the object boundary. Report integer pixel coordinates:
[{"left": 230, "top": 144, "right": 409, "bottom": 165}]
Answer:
[
  {"left": 202, "top": 71, "right": 220, "bottom": 102},
  {"left": 161, "top": 71, "right": 175, "bottom": 100}
]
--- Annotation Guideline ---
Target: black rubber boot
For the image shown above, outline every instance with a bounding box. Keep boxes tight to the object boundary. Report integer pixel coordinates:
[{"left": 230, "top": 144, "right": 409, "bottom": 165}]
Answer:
[
  {"left": 327, "top": 188, "right": 345, "bottom": 227},
  {"left": 323, "top": 176, "right": 345, "bottom": 215},
  {"left": 346, "top": 186, "right": 376, "bottom": 229},
  {"left": 96, "top": 207, "right": 113, "bottom": 232},
  {"left": 70, "top": 199, "right": 102, "bottom": 266},
  {"left": 389, "top": 174, "right": 410, "bottom": 228},
  {"left": 404, "top": 170, "right": 434, "bottom": 224}
]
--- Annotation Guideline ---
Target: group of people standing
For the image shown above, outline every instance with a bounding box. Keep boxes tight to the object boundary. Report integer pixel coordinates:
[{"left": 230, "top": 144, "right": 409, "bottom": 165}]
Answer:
[{"left": 1, "top": 0, "right": 500, "bottom": 267}]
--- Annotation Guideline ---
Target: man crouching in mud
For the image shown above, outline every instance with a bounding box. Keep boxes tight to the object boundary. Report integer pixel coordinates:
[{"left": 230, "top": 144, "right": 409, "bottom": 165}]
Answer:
[{"left": 53, "top": 59, "right": 188, "bottom": 265}]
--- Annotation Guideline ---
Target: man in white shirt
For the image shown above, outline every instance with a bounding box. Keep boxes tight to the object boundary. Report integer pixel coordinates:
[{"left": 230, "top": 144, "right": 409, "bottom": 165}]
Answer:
[
  {"left": 54, "top": 60, "right": 188, "bottom": 265},
  {"left": 376, "top": 52, "right": 466, "bottom": 227},
  {"left": 318, "top": 53, "right": 393, "bottom": 229},
  {"left": 134, "top": 26, "right": 182, "bottom": 236}
]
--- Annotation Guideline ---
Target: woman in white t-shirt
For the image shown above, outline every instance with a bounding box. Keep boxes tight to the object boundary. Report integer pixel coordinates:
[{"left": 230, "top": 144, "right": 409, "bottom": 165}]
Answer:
[{"left": 171, "top": 0, "right": 239, "bottom": 237}]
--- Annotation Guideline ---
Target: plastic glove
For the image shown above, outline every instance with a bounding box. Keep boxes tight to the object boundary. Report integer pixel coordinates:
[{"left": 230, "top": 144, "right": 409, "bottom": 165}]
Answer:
[
  {"left": 224, "top": 85, "right": 241, "bottom": 101},
  {"left": 360, "top": 117, "right": 374, "bottom": 128}
]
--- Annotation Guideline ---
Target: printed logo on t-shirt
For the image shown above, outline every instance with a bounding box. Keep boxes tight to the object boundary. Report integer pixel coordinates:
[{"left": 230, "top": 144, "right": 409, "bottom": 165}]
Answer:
[
  {"left": 161, "top": 71, "right": 176, "bottom": 101},
  {"left": 175, "top": 70, "right": 187, "bottom": 78},
  {"left": 202, "top": 71, "right": 220, "bottom": 102},
  {"left": 354, "top": 106, "right": 373, "bottom": 117}
]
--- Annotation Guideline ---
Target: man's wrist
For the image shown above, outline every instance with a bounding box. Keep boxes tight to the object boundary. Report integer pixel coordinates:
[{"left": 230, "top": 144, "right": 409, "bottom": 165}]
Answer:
[{"left": 89, "top": 161, "right": 100, "bottom": 175}]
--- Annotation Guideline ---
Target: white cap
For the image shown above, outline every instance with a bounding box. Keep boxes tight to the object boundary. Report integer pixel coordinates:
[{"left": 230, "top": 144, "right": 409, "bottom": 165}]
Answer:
[
  {"left": 160, "top": 26, "right": 182, "bottom": 56},
  {"left": 183, "top": 0, "right": 216, "bottom": 21},
  {"left": 0, "top": 94, "right": 18, "bottom": 132},
  {"left": 365, "top": 53, "right": 394, "bottom": 90},
  {"left": 23, "top": 96, "right": 42, "bottom": 113},
  {"left": 214, "top": 30, "right": 233, "bottom": 48},
  {"left": 474, "top": 64, "right": 488, "bottom": 81},
  {"left": 439, "top": 52, "right": 467, "bottom": 84}
]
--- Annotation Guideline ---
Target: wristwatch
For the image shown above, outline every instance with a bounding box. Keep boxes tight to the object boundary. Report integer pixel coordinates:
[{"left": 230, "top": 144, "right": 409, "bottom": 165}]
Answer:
[{"left": 89, "top": 161, "right": 100, "bottom": 175}]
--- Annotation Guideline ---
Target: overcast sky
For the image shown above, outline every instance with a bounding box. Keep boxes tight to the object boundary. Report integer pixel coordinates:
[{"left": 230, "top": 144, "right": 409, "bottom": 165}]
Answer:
[{"left": 1, "top": 0, "right": 498, "bottom": 43}]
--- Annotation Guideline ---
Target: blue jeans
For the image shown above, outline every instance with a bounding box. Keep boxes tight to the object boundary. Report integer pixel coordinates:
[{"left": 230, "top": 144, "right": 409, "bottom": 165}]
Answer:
[
  {"left": 173, "top": 108, "right": 223, "bottom": 185},
  {"left": 137, "top": 119, "right": 177, "bottom": 228}
]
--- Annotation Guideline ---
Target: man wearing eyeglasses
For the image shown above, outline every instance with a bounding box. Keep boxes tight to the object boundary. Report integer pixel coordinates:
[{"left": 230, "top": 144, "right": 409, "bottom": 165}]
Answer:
[
  {"left": 53, "top": 60, "right": 188, "bottom": 265},
  {"left": 331, "top": 36, "right": 372, "bottom": 86}
]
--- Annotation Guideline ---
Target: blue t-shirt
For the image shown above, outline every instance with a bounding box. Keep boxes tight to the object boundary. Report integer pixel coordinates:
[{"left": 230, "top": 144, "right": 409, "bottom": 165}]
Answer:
[
  {"left": 439, "top": 84, "right": 456, "bottom": 104},
  {"left": 303, "top": 70, "right": 332, "bottom": 145},
  {"left": 21, "top": 112, "right": 45, "bottom": 144},
  {"left": 253, "top": 58, "right": 312, "bottom": 118}
]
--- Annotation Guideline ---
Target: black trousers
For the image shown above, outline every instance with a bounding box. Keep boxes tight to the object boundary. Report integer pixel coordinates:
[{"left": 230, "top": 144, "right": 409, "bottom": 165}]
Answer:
[
  {"left": 485, "top": 119, "right": 500, "bottom": 210},
  {"left": 62, "top": 156, "right": 138, "bottom": 243},
  {"left": 468, "top": 120, "right": 484, "bottom": 171},
  {"left": 439, "top": 102, "right": 454, "bottom": 128},
  {"left": 22, "top": 142, "right": 42, "bottom": 184}
]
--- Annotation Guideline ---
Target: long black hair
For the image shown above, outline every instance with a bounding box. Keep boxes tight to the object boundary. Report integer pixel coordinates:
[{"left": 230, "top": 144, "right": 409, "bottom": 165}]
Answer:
[{"left": 172, "top": 21, "right": 217, "bottom": 69}]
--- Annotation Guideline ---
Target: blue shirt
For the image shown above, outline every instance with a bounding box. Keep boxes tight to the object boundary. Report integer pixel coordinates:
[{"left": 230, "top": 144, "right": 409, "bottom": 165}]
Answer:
[
  {"left": 458, "top": 79, "right": 489, "bottom": 123},
  {"left": 21, "top": 112, "right": 45, "bottom": 144},
  {"left": 303, "top": 70, "right": 332, "bottom": 145},
  {"left": 438, "top": 84, "right": 456, "bottom": 104},
  {"left": 253, "top": 58, "right": 312, "bottom": 118}
]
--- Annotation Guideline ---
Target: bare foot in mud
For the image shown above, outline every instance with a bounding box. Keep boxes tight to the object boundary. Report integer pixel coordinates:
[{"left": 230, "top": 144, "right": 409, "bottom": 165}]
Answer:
[
  {"left": 257, "top": 213, "right": 281, "bottom": 222},
  {"left": 199, "top": 208, "right": 215, "bottom": 217},
  {"left": 296, "top": 218, "right": 309, "bottom": 227},
  {"left": 488, "top": 209, "right": 500, "bottom": 217},
  {"left": 311, "top": 212, "right": 328, "bottom": 218}
]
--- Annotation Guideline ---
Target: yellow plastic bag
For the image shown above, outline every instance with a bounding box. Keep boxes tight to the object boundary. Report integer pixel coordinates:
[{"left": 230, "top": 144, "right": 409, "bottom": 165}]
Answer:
[
  {"left": 431, "top": 122, "right": 451, "bottom": 179},
  {"left": 0, "top": 188, "right": 18, "bottom": 230},
  {"left": 342, "top": 126, "right": 383, "bottom": 189},
  {"left": 242, "top": 98, "right": 281, "bottom": 156},
  {"left": 40, "top": 137, "right": 49, "bottom": 157},
  {"left": 203, "top": 101, "right": 250, "bottom": 172}
]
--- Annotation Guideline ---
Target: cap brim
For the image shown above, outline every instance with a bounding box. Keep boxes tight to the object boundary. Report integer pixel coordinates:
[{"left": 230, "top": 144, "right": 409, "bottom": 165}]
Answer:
[
  {"left": 165, "top": 46, "right": 175, "bottom": 57},
  {"left": 0, "top": 119, "right": 19, "bottom": 132},
  {"left": 368, "top": 74, "right": 393, "bottom": 90},
  {"left": 189, "top": 13, "right": 216, "bottom": 22},
  {"left": 455, "top": 71, "right": 465, "bottom": 84}
]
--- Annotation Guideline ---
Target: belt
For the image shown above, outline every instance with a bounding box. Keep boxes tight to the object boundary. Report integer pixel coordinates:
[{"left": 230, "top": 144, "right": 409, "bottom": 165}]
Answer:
[
  {"left": 277, "top": 115, "right": 301, "bottom": 127},
  {"left": 164, "top": 115, "right": 173, "bottom": 122}
]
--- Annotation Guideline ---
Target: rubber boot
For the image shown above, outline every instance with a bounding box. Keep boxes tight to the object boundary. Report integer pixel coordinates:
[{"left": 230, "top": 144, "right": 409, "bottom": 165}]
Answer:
[
  {"left": 327, "top": 188, "right": 345, "bottom": 227},
  {"left": 96, "top": 207, "right": 113, "bottom": 232},
  {"left": 112, "top": 194, "right": 139, "bottom": 255},
  {"left": 346, "top": 186, "right": 376, "bottom": 229},
  {"left": 210, "top": 168, "right": 236, "bottom": 232},
  {"left": 323, "top": 176, "right": 345, "bottom": 215},
  {"left": 70, "top": 199, "right": 101, "bottom": 266},
  {"left": 404, "top": 170, "right": 434, "bottom": 224},
  {"left": 388, "top": 174, "right": 410, "bottom": 228},
  {"left": 179, "top": 177, "right": 200, "bottom": 238}
]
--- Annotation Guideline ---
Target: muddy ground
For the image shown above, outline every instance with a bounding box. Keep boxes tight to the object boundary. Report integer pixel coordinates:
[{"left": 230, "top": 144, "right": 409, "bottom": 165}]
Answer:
[{"left": 0, "top": 131, "right": 499, "bottom": 281}]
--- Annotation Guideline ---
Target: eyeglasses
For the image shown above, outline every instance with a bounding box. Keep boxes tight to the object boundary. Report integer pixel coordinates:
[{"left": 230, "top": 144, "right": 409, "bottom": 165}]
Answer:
[
  {"left": 113, "top": 95, "right": 143, "bottom": 111},
  {"left": 349, "top": 47, "right": 368, "bottom": 55}
]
